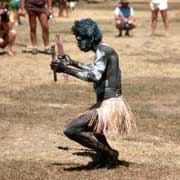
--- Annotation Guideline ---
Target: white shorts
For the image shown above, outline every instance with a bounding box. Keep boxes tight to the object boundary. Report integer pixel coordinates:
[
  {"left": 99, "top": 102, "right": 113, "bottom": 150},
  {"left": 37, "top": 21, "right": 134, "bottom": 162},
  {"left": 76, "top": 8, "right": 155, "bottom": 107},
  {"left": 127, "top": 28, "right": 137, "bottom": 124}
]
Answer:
[
  {"left": 69, "top": 1, "right": 76, "bottom": 9},
  {"left": 150, "top": 1, "right": 168, "bottom": 11}
]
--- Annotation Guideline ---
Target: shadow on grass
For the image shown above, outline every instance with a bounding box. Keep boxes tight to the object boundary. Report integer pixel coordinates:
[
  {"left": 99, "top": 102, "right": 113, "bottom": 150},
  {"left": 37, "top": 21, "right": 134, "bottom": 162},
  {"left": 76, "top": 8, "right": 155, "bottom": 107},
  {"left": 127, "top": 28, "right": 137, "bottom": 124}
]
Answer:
[
  {"left": 22, "top": 49, "right": 52, "bottom": 55},
  {"left": 62, "top": 159, "right": 130, "bottom": 171},
  {"left": 53, "top": 145, "right": 131, "bottom": 171}
]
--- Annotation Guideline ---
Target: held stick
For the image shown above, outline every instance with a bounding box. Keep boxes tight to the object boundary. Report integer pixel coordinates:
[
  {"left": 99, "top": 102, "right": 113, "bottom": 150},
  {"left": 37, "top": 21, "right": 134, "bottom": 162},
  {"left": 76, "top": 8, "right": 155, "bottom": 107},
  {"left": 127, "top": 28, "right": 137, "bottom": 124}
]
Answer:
[
  {"left": 55, "top": 33, "right": 69, "bottom": 81},
  {"left": 51, "top": 43, "right": 57, "bottom": 82}
]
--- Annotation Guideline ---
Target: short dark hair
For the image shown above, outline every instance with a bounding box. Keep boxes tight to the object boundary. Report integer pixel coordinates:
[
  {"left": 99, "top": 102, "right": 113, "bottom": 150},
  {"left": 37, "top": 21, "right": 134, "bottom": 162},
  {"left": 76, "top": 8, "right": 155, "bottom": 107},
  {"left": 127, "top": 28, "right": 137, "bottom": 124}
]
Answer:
[{"left": 71, "top": 18, "right": 102, "bottom": 45}]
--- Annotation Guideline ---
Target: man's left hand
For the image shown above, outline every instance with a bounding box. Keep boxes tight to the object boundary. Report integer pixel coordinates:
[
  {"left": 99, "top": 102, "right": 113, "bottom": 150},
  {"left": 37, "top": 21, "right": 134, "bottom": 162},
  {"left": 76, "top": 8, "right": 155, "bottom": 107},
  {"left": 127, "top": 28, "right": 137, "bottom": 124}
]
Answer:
[{"left": 50, "top": 60, "right": 65, "bottom": 73}]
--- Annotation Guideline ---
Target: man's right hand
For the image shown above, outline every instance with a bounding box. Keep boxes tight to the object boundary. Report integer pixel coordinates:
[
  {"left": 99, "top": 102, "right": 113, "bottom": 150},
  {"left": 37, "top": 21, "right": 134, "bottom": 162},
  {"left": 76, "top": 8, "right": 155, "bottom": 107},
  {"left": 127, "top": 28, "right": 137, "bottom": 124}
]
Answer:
[
  {"left": 50, "top": 59, "right": 66, "bottom": 73},
  {"left": 19, "top": 9, "right": 26, "bottom": 17}
]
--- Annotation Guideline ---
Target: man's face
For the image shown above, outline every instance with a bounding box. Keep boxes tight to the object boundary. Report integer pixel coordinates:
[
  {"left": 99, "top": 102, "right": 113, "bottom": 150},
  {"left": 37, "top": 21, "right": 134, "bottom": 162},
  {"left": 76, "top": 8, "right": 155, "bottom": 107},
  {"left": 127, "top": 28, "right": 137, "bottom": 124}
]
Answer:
[
  {"left": 121, "top": 2, "right": 129, "bottom": 7},
  {"left": 76, "top": 35, "right": 92, "bottom": 52}
]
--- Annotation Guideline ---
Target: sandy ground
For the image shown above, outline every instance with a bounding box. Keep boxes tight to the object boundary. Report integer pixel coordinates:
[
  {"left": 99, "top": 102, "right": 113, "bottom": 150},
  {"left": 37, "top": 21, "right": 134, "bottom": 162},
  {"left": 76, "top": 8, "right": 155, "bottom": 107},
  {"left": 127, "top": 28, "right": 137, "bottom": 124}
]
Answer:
[{"left": 0, "top": 0, "right": 180, "bottom": 179}]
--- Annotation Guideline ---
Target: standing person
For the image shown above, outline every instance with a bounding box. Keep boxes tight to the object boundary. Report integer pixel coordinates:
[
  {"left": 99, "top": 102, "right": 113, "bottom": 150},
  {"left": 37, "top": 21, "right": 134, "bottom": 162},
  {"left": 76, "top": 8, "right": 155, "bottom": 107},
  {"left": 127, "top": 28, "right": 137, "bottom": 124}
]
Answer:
[
  {"left": 9, "top": 0, "right": 22, "bottom": 26},
  {"left": 0, "top": 1, "right": 16, "bottom": 56},
  {"left": 68, "top": 0, "right": 77, "bottom": 12},
  {"left": 51, "top": 18, "right": 135, "bottom": 168},
  {"left": 149, "top": 0, "right": 169, "bottom": 36},
  {"left": 20, "top": 0, "right": 52, "bottom": 55},
  {"left": 114, "top": 0, "right": 136, "bottom": 37},
  {"left": 58, "top": 0, "right": 68, "bottom": 17}
]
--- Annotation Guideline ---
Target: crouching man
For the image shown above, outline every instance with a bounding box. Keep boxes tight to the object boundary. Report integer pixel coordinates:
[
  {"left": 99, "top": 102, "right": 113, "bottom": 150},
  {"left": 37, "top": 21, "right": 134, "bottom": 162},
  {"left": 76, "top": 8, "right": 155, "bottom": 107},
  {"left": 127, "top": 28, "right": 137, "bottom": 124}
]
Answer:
[
  {"left": 114, "top": 0, "right": 136, "bottom": 37},
  {"left": 51, "top": 18, "right": 135, "bottom": 169},
  {"left": 0, "top": 1, "right": 16, "bottom": 56}
]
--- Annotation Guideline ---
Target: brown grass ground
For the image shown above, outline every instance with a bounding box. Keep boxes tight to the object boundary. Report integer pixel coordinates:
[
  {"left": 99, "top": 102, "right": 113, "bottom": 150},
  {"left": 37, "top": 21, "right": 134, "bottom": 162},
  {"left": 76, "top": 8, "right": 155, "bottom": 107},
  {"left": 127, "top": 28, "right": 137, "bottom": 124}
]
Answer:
[{"left": 0, "top": 0, "right": 180, "bottom": 179}]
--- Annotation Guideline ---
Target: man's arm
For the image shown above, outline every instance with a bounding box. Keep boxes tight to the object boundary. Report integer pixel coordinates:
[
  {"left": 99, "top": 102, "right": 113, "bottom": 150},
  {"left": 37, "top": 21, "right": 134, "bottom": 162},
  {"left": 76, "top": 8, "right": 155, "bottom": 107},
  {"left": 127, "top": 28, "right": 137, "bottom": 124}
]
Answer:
[
  {"left": 46, "top": 0, "right": 53, "bottom": 14},
  {"left": 20, "top": 0, "right": 25, "bottom": 10},
  {"left": 52, "top": 61, "right": 105, "bottom": 83},
  {"left": 20, "top": 0, "right": 26, "bottom": 16},
  {"left": 57, "top": 49, "right": 107, "bottom": 72},
  {"left": 52, "top": 51, "right": 108, "bottom": 83},
  {"left": 114, "top": 7, "right": 128, "bottom": 22},
  {"left": 57, "top": 55, "right": 95, "bottom": 71},
  {"left": 128, "top": 7, "right": 135, "bottom": 22}
]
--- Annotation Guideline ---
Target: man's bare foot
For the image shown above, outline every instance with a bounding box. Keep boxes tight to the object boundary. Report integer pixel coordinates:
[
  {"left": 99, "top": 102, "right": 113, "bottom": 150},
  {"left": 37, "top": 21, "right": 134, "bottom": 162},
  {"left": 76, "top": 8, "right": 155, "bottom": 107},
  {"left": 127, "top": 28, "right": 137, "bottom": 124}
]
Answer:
[
  {"left": 146, "top": 32, "right": 154, "bottom": 36},
  {"left": 7, "top": 48, "right": 14, "bottom": 56},
  {"left": 165, "top": 32, "right": 169, "bottom": 37}
]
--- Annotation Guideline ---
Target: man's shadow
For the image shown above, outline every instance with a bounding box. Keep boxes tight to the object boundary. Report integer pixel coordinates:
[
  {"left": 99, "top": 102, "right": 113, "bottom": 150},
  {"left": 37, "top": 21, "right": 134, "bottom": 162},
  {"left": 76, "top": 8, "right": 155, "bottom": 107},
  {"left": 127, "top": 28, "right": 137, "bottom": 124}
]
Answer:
[
  {"left": 52, "top": 146, "right": 131, "bottom": 171},
  {"left": 22, "top": 49, "right": 51, "bottom": 55}
]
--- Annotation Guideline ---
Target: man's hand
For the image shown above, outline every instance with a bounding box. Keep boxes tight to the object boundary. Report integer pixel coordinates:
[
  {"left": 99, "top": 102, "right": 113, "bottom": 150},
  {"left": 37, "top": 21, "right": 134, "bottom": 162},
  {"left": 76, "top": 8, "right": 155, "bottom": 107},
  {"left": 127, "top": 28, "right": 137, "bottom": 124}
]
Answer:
[
  {"left": 19, "top": 8, "right": 26, "bottom": 17},
  {"left": 50, "top": 59, "right": 66, "bottom": 73},
  {"left": 57, "top": 54, "right": 72, "bottom": 65}
]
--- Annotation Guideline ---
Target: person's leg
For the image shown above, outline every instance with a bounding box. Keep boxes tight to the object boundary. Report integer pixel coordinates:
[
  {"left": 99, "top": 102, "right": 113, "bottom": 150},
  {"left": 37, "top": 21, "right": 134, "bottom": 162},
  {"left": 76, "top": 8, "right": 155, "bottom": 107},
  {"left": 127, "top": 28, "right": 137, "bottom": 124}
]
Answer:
[
  {"left": 94, "top": 133, "right": 112, "bottom": 150},
  {"left": 7, "top": 29, "right": 16, "bottom": 56},
  {"left": 129, "top": 20, "right": 136, "bottom": 30},
  {"left": 63, "top": 109, "right": 118, "bottom": 166},
  {"left": 17, "top": 12, "right": 22, "bottom": 25},
  {"left": 124, "top": 20, "right": 136, "bottom": 36},
  {"left": 151, "top": 9, "right": 159, "bottom": 35},
  {"left": 58, "top": 0, "right": 64, "bottom": 16},
  {"left": 64, "top": 0, "right": 69, "bottom": 17},
  {"left": 115, "top": 19, "right": 123, "bottom": 37},
  {"left": 0, "top": 38, "right": 5, "bottom": 47},
  {"left": 93, "top": 132, "right": 119, "bottom": 168},
  {"left": 38, "top": 12, "right": 50, "bottom": 50},
  {"left": 28, "top": 13, "right": 37, "bottom": 50},
  {"left": 160, "top": 9, "right": 169, "bottom": 35}
]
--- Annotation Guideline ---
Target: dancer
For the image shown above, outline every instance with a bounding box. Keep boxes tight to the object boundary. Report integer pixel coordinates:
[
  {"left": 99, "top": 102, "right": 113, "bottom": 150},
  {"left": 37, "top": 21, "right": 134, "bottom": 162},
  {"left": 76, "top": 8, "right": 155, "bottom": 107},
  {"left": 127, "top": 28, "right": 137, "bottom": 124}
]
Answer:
[{"left": 51, "top": 18, "right": 135, "bottom": 168}]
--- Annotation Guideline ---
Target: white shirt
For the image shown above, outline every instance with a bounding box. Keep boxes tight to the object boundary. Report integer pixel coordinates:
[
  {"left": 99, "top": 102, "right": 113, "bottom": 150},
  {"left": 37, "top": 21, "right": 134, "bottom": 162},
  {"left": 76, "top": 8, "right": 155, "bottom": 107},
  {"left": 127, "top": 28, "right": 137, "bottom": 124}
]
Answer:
[{"left": 151, "top": 0, "right": 167, "bottom": 4}]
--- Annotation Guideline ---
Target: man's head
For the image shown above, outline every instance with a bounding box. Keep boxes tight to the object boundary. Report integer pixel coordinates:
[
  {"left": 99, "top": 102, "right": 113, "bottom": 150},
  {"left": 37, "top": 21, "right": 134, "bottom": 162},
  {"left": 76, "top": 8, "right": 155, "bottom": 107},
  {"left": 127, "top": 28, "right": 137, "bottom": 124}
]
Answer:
[
  {"left": 71, "top": 18, "right": 102, "bottom": 52},
  {"left": 120, "top": 0, "right": 129, "bottom": 7}
]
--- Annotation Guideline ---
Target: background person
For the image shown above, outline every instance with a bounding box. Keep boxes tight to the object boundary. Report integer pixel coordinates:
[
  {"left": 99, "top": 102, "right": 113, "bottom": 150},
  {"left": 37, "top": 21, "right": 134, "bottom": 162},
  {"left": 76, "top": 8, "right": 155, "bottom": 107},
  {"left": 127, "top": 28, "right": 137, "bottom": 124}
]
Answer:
[
  {"left": 114, "top": 0, "right": 136, "bottom": 37},
  {"left": 0, "top": 1, "right": 16, "bottom": 56},
  {"left": 20, "top": 0, "right": 52, "bottom": 55},
  {"left": 149, "top": 0, "right": 169, "bottom": 36},
  {"left": 58, "top": 0, "right": 68, "bottom": 17},
  {"left": 68, "top": 0, "right": 77, "bottom": 12},
  {"left": 9, "top": 0, "right": 22, "bottom": 26}
]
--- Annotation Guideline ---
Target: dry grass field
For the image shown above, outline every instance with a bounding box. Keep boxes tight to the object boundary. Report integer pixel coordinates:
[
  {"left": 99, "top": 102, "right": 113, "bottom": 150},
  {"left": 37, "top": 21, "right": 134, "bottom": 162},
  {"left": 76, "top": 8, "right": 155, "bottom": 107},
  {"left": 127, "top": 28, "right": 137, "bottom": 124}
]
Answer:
[{"left": 0, "top": 0, "right": 180, "bottom": 179}]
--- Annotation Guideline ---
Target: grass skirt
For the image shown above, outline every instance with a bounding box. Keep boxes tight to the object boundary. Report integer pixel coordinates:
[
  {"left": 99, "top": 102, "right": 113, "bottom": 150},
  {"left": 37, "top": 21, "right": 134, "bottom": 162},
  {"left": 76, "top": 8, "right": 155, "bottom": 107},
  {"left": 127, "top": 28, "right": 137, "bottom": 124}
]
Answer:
[{"left": 95, "top": 96, "right": 136, "bottom": 136}]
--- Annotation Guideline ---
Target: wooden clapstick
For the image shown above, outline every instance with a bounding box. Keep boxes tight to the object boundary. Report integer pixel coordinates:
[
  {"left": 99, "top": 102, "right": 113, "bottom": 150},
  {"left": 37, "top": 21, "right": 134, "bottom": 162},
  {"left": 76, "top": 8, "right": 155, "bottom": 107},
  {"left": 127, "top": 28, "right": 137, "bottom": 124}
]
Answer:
[
  {"left": 55, "top": 34, "right": 64, "bottom": 55},
  {"left": 51, "top": 43, "right": 57, "bottom": 82},
  {"left": 55, "top": 34, "right": 69, "bottom": 81}
]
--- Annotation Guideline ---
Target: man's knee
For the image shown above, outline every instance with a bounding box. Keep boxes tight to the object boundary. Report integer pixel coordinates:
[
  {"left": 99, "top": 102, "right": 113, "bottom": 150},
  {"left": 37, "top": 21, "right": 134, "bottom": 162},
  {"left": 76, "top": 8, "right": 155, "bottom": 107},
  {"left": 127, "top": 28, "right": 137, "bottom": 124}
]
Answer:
[
  {"left": 0, "top": 38, "right": 4, "bottom": 45},
  {"left": 130, "top": 23, "right": 136, "bottom": 30},
  {"left": 9, "top": 29, "right": 16, "bottom": 36},
  {"left": 63, "top": 125, "right": 76, "bottom": 138},
  {"left": 0, "top": 38, "right": 6, "bottom": 48},
  {"left": 115, "top": 22, "right": 123, "bottom": 30}
]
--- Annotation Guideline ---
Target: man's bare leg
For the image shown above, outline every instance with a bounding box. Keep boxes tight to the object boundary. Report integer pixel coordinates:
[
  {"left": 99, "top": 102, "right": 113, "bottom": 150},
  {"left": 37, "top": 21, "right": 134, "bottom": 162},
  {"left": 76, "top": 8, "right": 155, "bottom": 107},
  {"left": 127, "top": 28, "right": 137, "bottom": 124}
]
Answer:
[
  {"left": 63, "top": 109, "right": 119, "bottom": 168},
  {"left": 160, "top": 9, "right": 169, "bottom": 36},
  {"left": 150, "top": 9, "right": 159, "bottom": 35},
  {"left": 7, "top": 29, "right": 16, "bottom": 56}
]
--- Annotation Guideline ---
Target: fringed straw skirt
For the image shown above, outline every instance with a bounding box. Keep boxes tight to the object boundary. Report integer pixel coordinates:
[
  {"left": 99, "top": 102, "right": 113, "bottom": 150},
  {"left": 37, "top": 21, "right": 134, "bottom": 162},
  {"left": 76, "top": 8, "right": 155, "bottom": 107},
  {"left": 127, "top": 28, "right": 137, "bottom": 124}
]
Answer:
[{"left": 94, "top": 96, "right": 136, "bottom": 136}]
